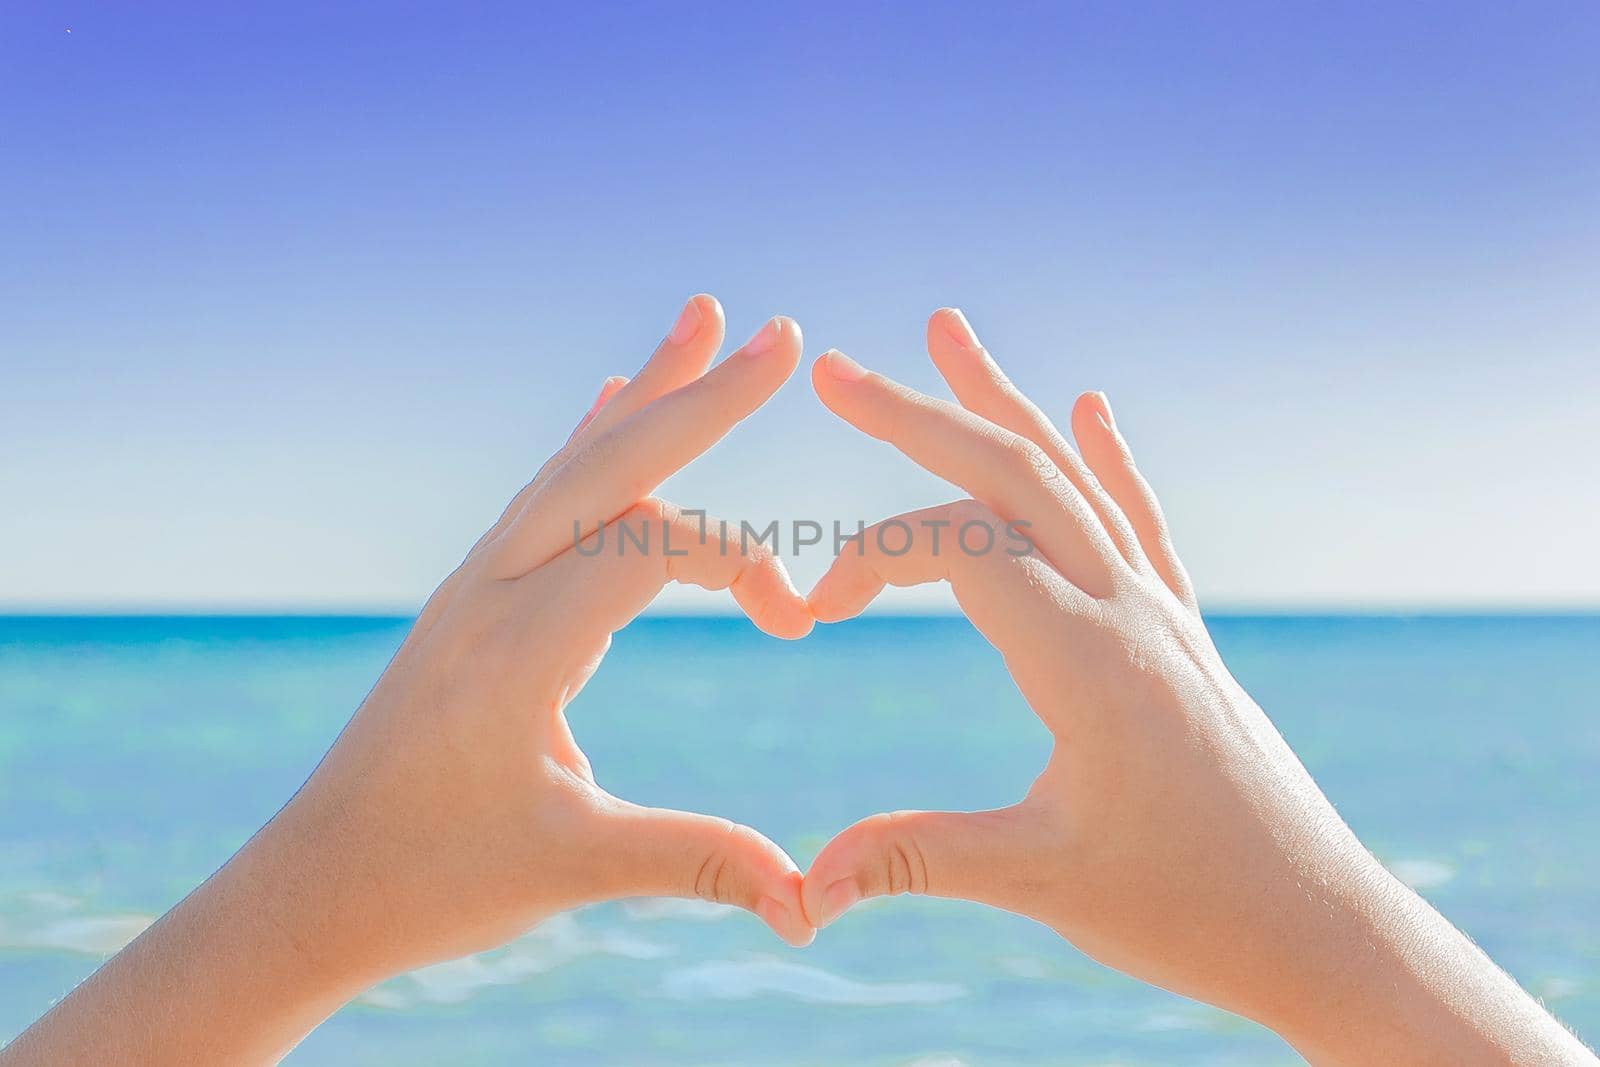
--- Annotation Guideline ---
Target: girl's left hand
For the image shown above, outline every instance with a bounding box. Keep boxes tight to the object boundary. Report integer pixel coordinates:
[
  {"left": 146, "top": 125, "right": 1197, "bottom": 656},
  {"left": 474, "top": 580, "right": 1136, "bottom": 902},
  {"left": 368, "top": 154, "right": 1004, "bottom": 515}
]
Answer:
[
  {"left": 1, "top": 296, "right": 814, "bottom": 1067},
  {"left": 295, "top": 296, "right": 817, "bottom": 973}
]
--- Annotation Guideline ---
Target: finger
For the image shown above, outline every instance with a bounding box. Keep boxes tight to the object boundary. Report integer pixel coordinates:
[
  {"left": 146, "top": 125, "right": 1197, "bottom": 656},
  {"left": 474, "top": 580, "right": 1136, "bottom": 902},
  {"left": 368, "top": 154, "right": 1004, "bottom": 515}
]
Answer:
[
  {"left": 529, "top": 498, "right": 814, "bottom": 640},
  {"left": 595, "top": 802, "right": 814, "bottom": 947},
  {"left": 463, "top": 375, "right": 636, "bottom": 568},
  {"left": 1070, "top": 392, "right": 1199, "bottom": 613},
  {"left": 802, "top": 806, "right": 1038, "bottom": 928},
  {"left": 579, "top": 293, "right": 726, "bottom": 440},
  {"left": 492, "top": 316, "right": 804, "bottom": 577},
  {"left": 811, "top": 349, "right": 1122, "bottom": 596},
  {"left": 924, "top": 308, "right": 1149, "bottom": 574},
  {"left": 566, "top": 375, "right": 630, "bottom": 444},
  {"left": 475, "top": 295, "right": 728, "bottom": 559},
  {"left": 809, "top": 500, "right": 1086, "bottom": 643}
]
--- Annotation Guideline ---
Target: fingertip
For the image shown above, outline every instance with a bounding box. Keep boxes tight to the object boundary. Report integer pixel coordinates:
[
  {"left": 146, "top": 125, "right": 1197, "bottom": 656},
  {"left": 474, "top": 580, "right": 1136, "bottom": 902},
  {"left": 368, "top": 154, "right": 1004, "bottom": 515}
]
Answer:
[
  {"left": 571, "top": 375, "right": 631, "bottom": 438},
  {"left": 773, "top": 316, "right": 805, "bottom": 378},
  {"left": 805, "top": 556, "right": 876, "bottom": 624},
  {"left": 805, "top": 592, "right": 856, "bottom": 626},
  {"left": 688, "top": 292, "right": 723, "bottom": 327},
  {"left": 820, "top": 347, "right": 867, "bottom": 383},
  {"left": 815, "top": 878, "right": 862, "bottom": 929},
  {"left": 774, "top": 314, "right": 802, "bottom": 353},
  {"left": 809, "top": 352, "right": 833, "bottom": 396},
  {"left": 928, "top": 306, "right": 980, "bottom": 354},
  {"left": 737, "top": 316, "right": 803, "bottom": 378},
  {"left": 756, "top": 886, "right": 816, "bottom": 947},
  {"left": 741, "top": 558, "right": 815, "bottom": 640},
  {"left": 1073, "top": 390, "right": 1114, "bottom": 433},
  {"left": 747, "top": 846, "right": 814, "bottom": 947},
  {"left": 800, "top": 841, "right": 865, "bottom": 929},
  {"left": 665, "top": 293, "right": 723, "bottom": 346},
  {"left": 762, "top": 606, "right": 814, "bottom": 641}
]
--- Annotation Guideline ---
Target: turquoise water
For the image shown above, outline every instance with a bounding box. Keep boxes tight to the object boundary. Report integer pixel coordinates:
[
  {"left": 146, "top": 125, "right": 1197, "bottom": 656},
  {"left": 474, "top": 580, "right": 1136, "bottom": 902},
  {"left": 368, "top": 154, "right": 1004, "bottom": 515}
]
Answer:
[{"left": 1, "top": 614, "right": 1596, "bottom": 1065}]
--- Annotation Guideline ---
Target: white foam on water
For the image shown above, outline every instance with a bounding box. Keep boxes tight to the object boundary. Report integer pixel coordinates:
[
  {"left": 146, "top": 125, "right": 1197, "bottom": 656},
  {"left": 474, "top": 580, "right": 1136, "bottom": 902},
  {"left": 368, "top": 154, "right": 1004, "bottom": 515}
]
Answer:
[
  {"left": 1387, "top": 858, "right": 1456, "bottom": 890},
  {"left": 0, "top": 893, "right": 154, "bottom": 956},
  {"left": 996, "top": 954, "right": 1050, "bottom": 979},
  {"left": 661, "top": 955, "right": 965, "bottom": 1005},
  {"left": 358, "top": 913, "right": 673, "bottom": 1010},
  {"left": 1539, "top": 976, "right": 1582, "bottom": 1000},
  {"left": 621, "top": 897, "right": 733, "bottom": 922},
  {"left": 16, "top": 890, "right": 82, "bottom": 912},
  {"left": 4, "top": 914, "right": 154, "bottom": 956}
]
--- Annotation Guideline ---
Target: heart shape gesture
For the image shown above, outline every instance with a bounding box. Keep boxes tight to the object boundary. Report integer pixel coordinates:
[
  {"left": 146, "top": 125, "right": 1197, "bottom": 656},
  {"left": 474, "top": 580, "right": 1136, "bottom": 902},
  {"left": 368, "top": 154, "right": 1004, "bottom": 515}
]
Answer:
[{"left": 10, "top": 303, "right": 1588, "bottom": 1067}]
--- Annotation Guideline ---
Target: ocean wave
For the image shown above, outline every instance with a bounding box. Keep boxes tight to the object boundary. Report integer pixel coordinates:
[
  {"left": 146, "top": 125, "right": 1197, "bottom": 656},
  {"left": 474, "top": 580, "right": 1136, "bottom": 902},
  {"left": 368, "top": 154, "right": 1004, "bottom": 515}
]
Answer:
[
  {"left": 661, "top": 955, "right": 965, "bottom": 1005},
  {"left": 0, "top": 891, "right": 153, "bottom": 956},
  {"left": 1386, "top": 858, "right": 1456, "bottom": 891},
  {"left": 621, "top": 897, "right": 734, "bottom": 923},
  {"left": 359, "top": 913, "right": 673, "bottom": 1011}
]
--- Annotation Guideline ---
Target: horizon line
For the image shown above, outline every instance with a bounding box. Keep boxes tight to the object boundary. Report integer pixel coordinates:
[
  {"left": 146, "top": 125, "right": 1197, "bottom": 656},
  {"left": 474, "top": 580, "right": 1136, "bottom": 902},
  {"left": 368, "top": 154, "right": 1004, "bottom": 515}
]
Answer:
[{"left": 3, "top": 604, "right": 1598, "bottom": 620}]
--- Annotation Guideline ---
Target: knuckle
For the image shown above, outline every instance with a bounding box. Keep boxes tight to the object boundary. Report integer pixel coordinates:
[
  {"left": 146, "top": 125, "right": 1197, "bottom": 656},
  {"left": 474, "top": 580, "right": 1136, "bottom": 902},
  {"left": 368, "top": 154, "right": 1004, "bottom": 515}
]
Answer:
[
  {"left": 692, "top": 820, "right": 751, "bottom": 906},
  {"left": 948, "top": 498, "right": 998, "bottom": 530},
  {"left": 632, "top": 497, "right": 672, "bottom": 524},
  {"left": 880, "top": 812, "right": 931, "bottom": 897},
  {"left": 559, "top": 435, "right": 613, "bottom": 485},
  {"left": 880, "top": 390, "right": 913, "bottom": 446},
  {"left": 1001, "top": 435, "right": 1058, "bottom": 484}
]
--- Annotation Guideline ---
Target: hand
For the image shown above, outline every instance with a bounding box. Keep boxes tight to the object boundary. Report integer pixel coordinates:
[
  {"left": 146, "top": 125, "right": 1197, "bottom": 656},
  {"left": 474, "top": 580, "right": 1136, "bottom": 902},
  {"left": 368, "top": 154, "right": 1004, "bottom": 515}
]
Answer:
[
  {"left": 3, "top": 296, "right": 816, "bottom": 1067},
  {"left": 800, "top": 309, "right": 1593, "bottom": 1066},
  {"left": 297, "top": 297, "right": 815, "bottom": 968}
]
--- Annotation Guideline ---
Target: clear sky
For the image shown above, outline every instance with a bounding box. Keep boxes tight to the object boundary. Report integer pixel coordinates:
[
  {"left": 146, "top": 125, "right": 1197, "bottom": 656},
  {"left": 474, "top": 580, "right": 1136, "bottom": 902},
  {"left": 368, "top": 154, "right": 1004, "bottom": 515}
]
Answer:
[{"left": 4, "top": 2, "right": 1598, "bottom": 612}]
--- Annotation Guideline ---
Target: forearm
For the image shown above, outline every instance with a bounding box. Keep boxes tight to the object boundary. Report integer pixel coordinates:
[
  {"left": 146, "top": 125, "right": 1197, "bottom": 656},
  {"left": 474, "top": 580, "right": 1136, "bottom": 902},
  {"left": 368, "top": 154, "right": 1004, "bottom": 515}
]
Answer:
[
  {"left": 1264, "top": 863, "right": 1592, "bottom": 1066},
  {"left": 2, "top": 800, "right": 389, "bottom": 1066}
]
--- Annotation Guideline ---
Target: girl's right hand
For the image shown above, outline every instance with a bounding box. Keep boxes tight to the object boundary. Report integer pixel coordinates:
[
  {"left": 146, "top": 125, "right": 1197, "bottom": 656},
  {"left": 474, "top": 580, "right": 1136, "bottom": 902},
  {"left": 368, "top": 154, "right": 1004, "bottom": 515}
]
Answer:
[{"left": 801, "top": 309, "right": 1593, "bottom": 1067}]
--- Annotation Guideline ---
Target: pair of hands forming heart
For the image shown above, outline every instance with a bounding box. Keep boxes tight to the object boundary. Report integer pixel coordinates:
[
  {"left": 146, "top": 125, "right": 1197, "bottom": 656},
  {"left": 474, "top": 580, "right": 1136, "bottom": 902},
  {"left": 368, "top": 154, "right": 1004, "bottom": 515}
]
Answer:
[{"left": 12, "top": 295, "right": 1592, "bottom": 1067}]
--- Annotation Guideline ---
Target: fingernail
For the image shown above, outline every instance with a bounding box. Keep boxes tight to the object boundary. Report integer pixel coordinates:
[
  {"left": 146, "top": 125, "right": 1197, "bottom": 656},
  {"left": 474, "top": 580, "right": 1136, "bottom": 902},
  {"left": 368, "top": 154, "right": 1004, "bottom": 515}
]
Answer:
[
  {"left": 823, "top": 349, "right": 868, "bottom": 383},
  {"left": 743, "top": 317, "right": 781, "bottom": 356},
  {"left": 940, "top": 307, "right": 981, "bottom": 352},
  {"left": 668, "top": 298, "right": 702, "bottom": 345},
  {"left": 756, "top": 896, "right": 809, "bottom": 946},
  {"left": 574, "top": 378, "right": 614, "bottom": 431},
  {"left": 817, "top": 878, "right": 861, "bottom": 928},
  {"left": 1095, "top": 391, "right": 1116, "bottom": 430}
]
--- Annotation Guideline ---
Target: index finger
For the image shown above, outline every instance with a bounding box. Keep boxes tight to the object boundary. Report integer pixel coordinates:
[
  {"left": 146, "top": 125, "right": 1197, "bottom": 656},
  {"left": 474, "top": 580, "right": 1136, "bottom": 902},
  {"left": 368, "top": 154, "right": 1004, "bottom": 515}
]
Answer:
[
  {"left": 811, "top": 349, "right": 1122, "bottom": 596},
  {"left": 489, "top": 316, "right": 804, "bottom": 578}
]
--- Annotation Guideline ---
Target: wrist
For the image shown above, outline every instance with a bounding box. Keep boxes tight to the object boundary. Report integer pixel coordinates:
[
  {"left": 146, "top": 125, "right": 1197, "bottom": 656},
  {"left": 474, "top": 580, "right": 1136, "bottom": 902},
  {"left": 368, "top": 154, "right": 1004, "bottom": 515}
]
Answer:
[
  {"left": 1257, "top": 861, "right": 1589, "bottom": 1066},
  {"left": 1, "top": 794, "right": 396, "bottom": 1066},
  {"left": 239, "top": 781, "right": 410, "bottom": 997},
  {"left": 180, "top": 800, "right": 396, "bottom": 1056},
  {"left": 1251, "top": 859, "right": 1436, "bottom": 1061}
]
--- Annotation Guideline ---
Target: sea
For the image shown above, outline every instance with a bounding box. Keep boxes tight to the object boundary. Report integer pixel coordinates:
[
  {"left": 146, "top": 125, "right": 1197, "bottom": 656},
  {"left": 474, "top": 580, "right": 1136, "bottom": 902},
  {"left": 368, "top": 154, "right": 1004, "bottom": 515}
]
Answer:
[{"left": 1, "top": 614, "right": 1595, "bottom": 1065}]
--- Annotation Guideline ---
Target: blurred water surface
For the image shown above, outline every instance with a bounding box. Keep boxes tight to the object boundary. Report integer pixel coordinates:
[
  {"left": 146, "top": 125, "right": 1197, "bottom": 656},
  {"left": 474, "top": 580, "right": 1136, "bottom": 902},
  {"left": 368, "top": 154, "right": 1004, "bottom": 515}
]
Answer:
[{"left": 1, "top": 614, "right": 1596, "bottom": 1065}]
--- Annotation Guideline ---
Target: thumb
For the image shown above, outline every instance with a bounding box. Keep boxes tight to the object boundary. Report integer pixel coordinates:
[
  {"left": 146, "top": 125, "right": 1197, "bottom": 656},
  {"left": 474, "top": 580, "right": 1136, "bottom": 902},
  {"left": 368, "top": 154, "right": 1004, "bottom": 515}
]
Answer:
[
  {"left": 594, "top": 802, "right": 814, "bottom": 947},
  {"left": 802, "top": 807, "right": 1035, "bottom": 929}
]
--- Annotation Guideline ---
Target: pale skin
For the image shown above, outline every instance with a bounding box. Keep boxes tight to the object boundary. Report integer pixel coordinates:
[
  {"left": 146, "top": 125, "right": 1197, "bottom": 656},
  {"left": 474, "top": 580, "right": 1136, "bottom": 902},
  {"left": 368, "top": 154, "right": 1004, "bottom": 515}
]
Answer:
[
  {"left": 3, "top": 303, "right": 1592, "bottom": 1066},
  {"left": 1, "top": 295, "right": 817, "bottom": 1065},
  {"left": 800, "top": 308, "right": 1595, "bottom": 1066}
]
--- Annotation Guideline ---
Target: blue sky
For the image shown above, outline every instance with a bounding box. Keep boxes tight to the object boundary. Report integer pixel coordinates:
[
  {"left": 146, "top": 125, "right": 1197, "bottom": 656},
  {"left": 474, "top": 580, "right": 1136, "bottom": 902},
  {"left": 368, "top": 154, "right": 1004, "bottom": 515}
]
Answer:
[{"left": 3, "top": 2, "right": 1598, "bottom": 611}]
